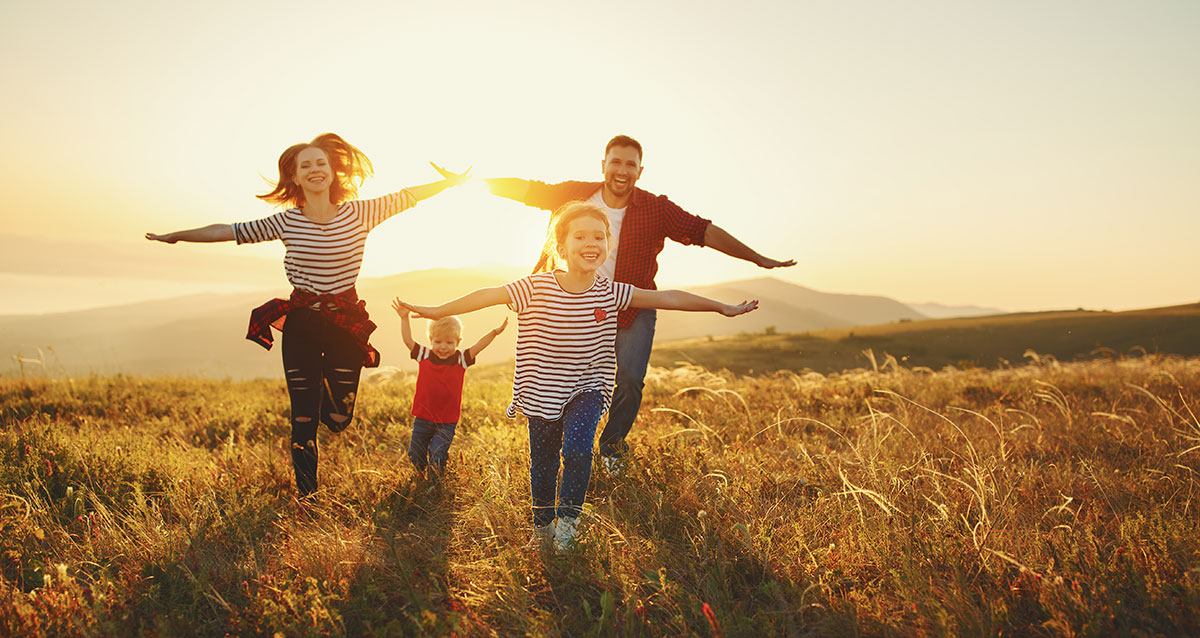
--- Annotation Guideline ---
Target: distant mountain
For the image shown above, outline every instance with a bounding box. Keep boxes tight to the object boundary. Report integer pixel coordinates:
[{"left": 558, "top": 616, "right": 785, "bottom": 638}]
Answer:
[
  {"left": 905, "top": 301, "right": 1006, "bottom": 319},
  {"left": 654, "top": 277, "right": 926, "bottom": 342},
  {"left": 652, "top": 303, "right": 1200, "bottom": 375},
  {"left": 1, "top": 271, "right": 928, "bottom": 379}
]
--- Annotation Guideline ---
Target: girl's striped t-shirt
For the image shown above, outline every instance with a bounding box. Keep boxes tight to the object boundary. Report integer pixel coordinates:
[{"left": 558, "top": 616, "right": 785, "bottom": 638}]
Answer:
[
  {"left": 231, "top": 190, "right": 416, "bottom": 294},
  {"left": 503, "top": 272, "right": 634, "bottom": 420}
]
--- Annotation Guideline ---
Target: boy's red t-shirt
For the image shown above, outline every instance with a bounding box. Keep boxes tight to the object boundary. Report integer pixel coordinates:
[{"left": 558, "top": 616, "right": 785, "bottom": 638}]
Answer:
[{"left": 410, "top": 344, "right": 475, "bottom": 423}]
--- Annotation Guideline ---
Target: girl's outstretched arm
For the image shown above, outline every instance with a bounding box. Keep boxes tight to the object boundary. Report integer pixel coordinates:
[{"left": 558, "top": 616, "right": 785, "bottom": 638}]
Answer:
[
  {"left": 145, "top": 224, "right": 235, "bottom": 244},
  {"left": 406, "top": 164, "right": 471, "bottom": 202},
  {"left": 467, "top": 317, "right": 508, "bottom": 359},
  {"left": 630, "top": 288, "right": 758, "bottom": 317},
  {"left": 393, "top": 286, "right": 510, "bottom": 321}
]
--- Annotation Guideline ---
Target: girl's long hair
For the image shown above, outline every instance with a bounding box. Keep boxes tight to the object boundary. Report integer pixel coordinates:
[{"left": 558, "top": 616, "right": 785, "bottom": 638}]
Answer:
[
  {"left": 532, "top": 201, "right": 611, "bottom": 273},
  {"left": 257, "top": 133, "right": 374, "bottom": 208}
]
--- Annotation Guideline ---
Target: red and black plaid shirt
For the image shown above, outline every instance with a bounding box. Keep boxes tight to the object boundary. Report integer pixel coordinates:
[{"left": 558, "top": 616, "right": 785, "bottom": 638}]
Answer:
[
  {"left": 246, "top": 288, "right": 380, "bottom": 368},
  {"left": 521, "top": 180, "right": 711, "bottom": 328}
]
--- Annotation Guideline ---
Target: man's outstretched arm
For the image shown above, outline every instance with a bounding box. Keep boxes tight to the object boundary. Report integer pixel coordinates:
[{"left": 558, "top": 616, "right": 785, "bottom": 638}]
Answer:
[
  {"left": 483, "top": 178, "right": 532, "bottom": 203},
  {"left": 703, "top": 224, "right": 796, "bottom": 269}
]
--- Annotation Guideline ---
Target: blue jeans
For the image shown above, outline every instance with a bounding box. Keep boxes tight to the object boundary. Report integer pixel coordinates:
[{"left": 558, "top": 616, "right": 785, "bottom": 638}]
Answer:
[
  {"left": 409, "top": 417, "right": 457, "bottom": 476},
  {"left": 526, "top": 391, "right": 604, "bottom": 527},
  {"left": 598, "top": 309, "right": 656, "bottom": 458}
]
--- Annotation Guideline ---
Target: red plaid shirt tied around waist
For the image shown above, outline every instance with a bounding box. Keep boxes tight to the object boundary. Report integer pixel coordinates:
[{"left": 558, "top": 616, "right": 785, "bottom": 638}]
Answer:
[
  {"left": 521, "top": 180, "right": 711, "bottom": 329},
  {"left": 246, "top": 288, "right": 380, "bottom": 368}
]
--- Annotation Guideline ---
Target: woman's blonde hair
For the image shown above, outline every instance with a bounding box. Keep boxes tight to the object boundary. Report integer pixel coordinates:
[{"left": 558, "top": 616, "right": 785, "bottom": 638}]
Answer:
[
  {"left": 532, "top": 201, "right": 611, "bottom": 273},
  {"left": 257, "top": 133, "right": 374, "bottom": 208}
]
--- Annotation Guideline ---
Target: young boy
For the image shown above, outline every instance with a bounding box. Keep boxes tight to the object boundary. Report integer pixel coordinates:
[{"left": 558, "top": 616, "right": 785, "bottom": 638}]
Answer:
[{"left": 394, "top": 306, "right": 507, "bottom": 478}]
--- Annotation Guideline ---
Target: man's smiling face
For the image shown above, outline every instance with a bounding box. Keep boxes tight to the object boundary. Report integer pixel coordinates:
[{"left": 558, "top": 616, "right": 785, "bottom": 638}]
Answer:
[{"left": 601, "top": 145, "right": 643, "bottom": 201}]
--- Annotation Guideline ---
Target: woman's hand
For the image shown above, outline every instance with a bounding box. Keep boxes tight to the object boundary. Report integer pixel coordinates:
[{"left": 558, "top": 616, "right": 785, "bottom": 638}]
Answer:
[
  {"left": 721, "top": 300, "right": 759, "bottom": 317},
  {"left": 429, "top": 162, "right": 472, "bottom": 187},
  {"left": 144, "top": 232, "right": 178, "bottom": 244}
]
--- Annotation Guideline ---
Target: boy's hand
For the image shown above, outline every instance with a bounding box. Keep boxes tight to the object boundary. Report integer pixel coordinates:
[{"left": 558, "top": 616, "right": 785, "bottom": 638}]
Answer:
[
  {"left": 393, "top": 298, "right": 438, "bottom": 319},
  {"left": 721, "top": 299, "right": 759, "bottom": 317},
  {"left": 493, "top": 317, "right": 509, "bottom": 336},
  {"left": 390, "top": 298, "right": 410, "bottom": 317}
]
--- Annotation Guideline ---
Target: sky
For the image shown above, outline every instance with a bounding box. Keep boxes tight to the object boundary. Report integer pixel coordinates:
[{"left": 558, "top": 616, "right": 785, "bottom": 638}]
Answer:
[{"left": 1, "top": 0, "right": 1198, "bottom": 315}]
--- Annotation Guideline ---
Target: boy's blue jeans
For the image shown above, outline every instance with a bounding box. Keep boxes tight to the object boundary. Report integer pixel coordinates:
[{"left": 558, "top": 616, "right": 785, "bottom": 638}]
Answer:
[
  {"left": 526, "top": 391, "right": 604, "bottom": 527},
  {"left": 409, "top": 418, "right": 457, "bottom": 476},
  {"left": 598, "top": 309, "right": 656, "bottom": 459}
]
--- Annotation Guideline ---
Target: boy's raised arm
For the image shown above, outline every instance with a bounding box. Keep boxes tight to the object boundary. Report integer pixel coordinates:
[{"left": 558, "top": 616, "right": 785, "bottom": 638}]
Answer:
[
  {"left": 394, "top": 286, "right": 511, "bottom": 321},
  {"left": 630, "top": 288, "right": 758, "bottom": 317},
  {"left": 467, "top": 317, "right": 509, "bottom": 359},
  {"left": 392, "top": 301, "right": 419, "bottom": 351}
]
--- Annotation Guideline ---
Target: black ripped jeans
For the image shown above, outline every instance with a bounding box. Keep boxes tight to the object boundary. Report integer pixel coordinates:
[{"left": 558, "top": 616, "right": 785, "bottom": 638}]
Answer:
[{"left": 281, "top": 308, "right": 365, "bottom": 497}]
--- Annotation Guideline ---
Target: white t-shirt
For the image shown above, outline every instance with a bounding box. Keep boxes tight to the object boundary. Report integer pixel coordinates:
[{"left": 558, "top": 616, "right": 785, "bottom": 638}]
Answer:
[
  {"left": 586, "top": 190, "right": 626, "bottom": 281},
  {"left": 503, "top": 272, "right": 634, "bottom": 420}
]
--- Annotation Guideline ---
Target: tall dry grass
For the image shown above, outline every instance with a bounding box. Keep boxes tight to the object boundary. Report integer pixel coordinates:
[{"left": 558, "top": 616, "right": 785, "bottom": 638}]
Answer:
[{"left": 1, "top": 355, "right": 1198, "bottom": 636}]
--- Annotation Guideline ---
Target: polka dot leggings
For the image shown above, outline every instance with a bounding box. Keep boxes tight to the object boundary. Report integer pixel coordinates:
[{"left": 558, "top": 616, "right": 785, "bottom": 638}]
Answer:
[{"left": 526, "top": 391, "right": 604, "bottom": 527}]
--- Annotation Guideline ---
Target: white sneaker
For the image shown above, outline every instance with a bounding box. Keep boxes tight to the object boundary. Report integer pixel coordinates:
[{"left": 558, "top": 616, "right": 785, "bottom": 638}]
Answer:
[
  {"left": 532, "top": 520, "right": 555, "bottom": 547},
  {"left": 553, "top": 516, "right": 579, "bottom": 553},
  {"left": 601, "top": 456, "right": 621, "bottom": 477}
]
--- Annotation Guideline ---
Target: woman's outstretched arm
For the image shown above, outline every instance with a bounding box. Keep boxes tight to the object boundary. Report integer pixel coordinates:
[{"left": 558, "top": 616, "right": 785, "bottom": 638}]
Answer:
[
  {"left": 630, "top": 288, "right": 758, "bottom": 317},
  {"left": 393, "top": 286, "right": 510, "bottom": 321},
  {"left": 405, "top": 164, "right": 471, "bottom": 202},
  {"left": 145, "top": 224, "right": 235, "bottom": 244}
]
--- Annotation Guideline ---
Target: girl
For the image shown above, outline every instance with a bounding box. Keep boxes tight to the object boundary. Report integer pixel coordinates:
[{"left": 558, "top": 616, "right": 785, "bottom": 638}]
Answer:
[
  {"left": 394, "top": 201, "right": 757, "bottom": 551},
  {"left": 146, "top": 133, "right": 466, "bottom": 498}
]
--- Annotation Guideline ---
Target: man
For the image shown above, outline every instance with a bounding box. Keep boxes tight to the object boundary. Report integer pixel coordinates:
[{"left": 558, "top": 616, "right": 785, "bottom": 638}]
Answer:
[{"left": 475, "top": 135, "right": 794, "bottom": 471}]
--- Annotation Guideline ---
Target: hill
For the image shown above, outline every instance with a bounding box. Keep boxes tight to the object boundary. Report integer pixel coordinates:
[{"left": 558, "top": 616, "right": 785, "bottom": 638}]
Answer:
[
  {"left": 652, "top": 303, "right": 1200, "bottom": 374},
  {"left": 1, "top": 273, "right": 925, "bottom": 378}
]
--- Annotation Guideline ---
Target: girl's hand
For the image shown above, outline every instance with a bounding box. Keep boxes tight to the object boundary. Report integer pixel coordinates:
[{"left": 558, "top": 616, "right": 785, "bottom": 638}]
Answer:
[
  {"left": 493, "top": 317, "right": 509, "bottom": 336},
  {"left": 429, "top": 162, "right": 472, "bottom": 186},
  {"left": 145, "top": 232, "right": 178, "bottom": 244},
  {"left": 722, "top": 299, "right": 759, "bottom": 317}
]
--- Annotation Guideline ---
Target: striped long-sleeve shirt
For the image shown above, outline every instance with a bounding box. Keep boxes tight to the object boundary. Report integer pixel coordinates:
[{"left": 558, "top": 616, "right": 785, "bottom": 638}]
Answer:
[
  {"left": 231, "top": 190, "right": 416, "bottom": 294},
  {"left": 504, "top": 272, "right": 634, "bottom": 420}
]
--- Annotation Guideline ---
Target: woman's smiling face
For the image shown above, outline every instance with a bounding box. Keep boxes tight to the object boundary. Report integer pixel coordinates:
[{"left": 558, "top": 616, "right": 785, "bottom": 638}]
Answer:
[{"left": 292, "top": 146, "right": 333, "bottom": 195}]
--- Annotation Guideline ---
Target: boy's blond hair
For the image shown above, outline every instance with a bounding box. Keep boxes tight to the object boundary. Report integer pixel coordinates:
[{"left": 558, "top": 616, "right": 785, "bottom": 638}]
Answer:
[{"left": 428, "top": 316, "right": 463, "bottom": 340}]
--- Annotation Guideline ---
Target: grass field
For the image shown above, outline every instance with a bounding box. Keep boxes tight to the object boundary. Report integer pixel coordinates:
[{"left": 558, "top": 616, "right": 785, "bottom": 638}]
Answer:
[{"left": 2, "top": 354, "right": 1199, "bottom": 636}]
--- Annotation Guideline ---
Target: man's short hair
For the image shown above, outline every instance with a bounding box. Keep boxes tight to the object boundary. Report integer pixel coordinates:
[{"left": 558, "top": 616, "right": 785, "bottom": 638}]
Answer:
[{"left": 605, "top": 135, "right": 643, "bottom": 162}]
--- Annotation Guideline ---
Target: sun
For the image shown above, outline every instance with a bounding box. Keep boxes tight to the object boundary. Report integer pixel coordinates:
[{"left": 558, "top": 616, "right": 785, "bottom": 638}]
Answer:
[{"left": 359, "top": 178, "right": 549, "bottom": 279}]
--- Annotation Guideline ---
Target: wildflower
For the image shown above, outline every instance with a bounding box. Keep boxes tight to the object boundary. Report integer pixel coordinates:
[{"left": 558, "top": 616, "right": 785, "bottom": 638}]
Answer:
[{"left": 702, "top": 603, "right": 724, "bottom": 638}]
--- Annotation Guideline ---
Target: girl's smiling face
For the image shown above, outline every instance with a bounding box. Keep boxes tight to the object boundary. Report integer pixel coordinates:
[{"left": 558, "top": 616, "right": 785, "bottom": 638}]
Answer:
[{"left": 559, "top": 215, "right": 609, "bottom": 274}]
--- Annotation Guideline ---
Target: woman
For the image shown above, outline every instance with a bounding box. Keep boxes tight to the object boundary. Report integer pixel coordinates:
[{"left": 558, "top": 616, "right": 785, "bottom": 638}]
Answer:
[{"left": 147, "top": 133, "right": 465, "bottom": 498}]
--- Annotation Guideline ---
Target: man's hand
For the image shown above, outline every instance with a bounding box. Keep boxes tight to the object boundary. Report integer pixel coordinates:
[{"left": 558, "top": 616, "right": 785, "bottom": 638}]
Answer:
[
  {"left": 721, "top": 299, "right": 759, "bottom": 317},
  {"left": 755, "top": 256, "right": 796, "bottom": 269}
]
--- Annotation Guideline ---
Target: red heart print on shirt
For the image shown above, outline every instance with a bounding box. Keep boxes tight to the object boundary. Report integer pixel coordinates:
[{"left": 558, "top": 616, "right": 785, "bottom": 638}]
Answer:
[{"left": 594, "top": 308, "right": 607, "bottom": 322}]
